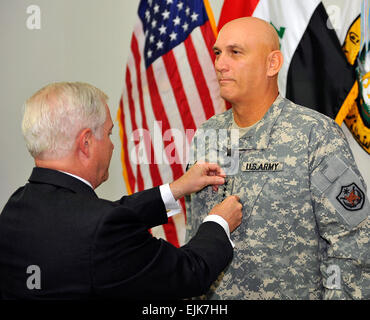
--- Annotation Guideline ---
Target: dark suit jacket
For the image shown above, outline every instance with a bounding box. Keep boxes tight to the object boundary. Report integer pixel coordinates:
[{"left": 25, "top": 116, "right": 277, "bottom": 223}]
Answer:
[{"left": 0, "top": 167, "right": 232, "bottom": 300}]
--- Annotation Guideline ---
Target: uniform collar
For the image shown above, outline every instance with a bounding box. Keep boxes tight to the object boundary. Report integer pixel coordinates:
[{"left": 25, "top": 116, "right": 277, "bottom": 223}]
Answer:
[
  {"left": 28, "top": 167, "right": 98, "bottom": 198},
  {"left": 227, "top": 95, "right": 286, "bottom": 150}
]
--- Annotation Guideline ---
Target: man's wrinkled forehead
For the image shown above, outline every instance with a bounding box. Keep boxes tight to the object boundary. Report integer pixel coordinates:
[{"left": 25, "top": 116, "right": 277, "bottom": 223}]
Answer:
[
  {"left": 214, "top": 26, "right": 247, "bottom": 51},
  {"left": 212, "top": 42, "right": 244, "bottom": 52}
]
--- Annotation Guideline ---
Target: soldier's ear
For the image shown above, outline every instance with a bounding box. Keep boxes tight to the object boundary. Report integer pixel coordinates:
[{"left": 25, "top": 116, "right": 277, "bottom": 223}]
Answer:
[{"left": 267, "top": 50, "right": 283, "bottom": 77}]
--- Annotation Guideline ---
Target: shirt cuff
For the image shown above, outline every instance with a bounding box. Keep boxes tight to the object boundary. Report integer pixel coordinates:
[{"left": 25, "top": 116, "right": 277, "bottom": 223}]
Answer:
[
  {"left": 203, "top": 215, "right": 235, "bottom": 248},
  {"left": 159, "top": 184, "right": 182, "bottom": 217}
]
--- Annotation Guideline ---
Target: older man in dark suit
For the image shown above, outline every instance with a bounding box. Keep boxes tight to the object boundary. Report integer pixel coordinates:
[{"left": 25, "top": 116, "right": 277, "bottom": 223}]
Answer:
[{"left": 0, "top": 82, "right": 242, "bottom": 300}]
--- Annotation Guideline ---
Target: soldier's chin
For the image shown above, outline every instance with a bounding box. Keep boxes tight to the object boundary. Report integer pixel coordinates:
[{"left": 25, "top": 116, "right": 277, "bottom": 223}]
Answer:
[{"left": 219, "top": 90, "right": 234, "bottom": 104}]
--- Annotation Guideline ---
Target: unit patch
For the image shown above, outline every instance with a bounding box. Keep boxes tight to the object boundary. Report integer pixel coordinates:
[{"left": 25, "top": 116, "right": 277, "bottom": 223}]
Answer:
[{"left": 336, "top": 182, "right": 365, "bottom": 211}]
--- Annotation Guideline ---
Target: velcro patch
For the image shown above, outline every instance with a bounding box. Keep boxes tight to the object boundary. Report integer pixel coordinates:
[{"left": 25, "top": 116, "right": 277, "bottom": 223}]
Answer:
[
  {"left": 336, "top": 183, "right": 365, "bottom": 211},
  {"left": 311, "top": 155, "right": 369, "bottom": 227}
]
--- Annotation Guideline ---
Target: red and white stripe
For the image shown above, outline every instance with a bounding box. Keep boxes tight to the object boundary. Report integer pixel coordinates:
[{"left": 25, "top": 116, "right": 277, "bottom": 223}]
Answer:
[{"left": 119, "top": 7, "right": 224, "bottom": 247}]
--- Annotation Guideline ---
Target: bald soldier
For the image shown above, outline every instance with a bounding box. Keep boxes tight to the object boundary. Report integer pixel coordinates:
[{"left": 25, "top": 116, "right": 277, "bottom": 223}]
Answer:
[{"left": 185, "top": 17, "right": 370, "bottom": 300}]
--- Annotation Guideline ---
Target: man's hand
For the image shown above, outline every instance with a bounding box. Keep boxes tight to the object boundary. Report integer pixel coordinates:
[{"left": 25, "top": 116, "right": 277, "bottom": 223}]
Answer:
[
  {"left": 209, "top": 195, "right": 243, "bottom": 233},
  {"left": 169, "top": 162, "right": 226, "bottom": 200}
]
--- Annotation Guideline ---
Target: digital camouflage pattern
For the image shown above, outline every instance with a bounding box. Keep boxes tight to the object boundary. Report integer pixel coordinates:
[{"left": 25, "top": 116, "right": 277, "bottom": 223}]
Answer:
[{"left": 185, "top": 96, "right": 370, "bottom": 300}]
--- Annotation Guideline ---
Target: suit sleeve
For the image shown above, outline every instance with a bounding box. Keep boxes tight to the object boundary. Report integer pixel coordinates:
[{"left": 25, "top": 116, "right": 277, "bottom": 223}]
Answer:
[
  {"left": 309, "top": 120, "right": 370, "bottom": 300},
  {"left": 91, "top": 205, "right": 233, "bottom": 299},
  {"left": 114, "top": 187, "right": 168, "bottom": 229}
]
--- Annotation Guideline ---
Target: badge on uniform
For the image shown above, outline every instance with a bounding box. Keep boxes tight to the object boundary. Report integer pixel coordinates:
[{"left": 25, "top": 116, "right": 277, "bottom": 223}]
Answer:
[
  {"left": 242, "top": 162, "right": 283, "bottom": 172},
  {"left": 336, "top": 182, "right": 365, "bottom": 211},
  {"left": 311, "top": 155, "right": 369, "bottom": 227}
]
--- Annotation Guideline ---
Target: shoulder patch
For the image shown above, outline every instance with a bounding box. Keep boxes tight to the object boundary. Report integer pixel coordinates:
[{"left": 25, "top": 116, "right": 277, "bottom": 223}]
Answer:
[
  {"left": 311, "top": 155, "right": 369, "bottom": 228},
  {"left": 336, "top": 183, "right": 365, "bottom": 211}
]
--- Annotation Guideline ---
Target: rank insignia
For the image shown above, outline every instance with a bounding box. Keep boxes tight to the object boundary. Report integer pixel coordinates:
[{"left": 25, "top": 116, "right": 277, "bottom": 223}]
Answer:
[{"left": 336, "top": 183, "right": 365, "bottom": 211}]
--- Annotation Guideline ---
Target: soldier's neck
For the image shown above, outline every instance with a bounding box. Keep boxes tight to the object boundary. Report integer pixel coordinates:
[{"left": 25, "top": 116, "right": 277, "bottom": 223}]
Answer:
[{"left": 231, "top": 91, "right": 278, "bottom": 127}]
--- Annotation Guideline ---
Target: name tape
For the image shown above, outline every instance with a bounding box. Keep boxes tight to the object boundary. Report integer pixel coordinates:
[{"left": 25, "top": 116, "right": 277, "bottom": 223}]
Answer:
[{"left": 242, "top": 162, "right": 283, "bottom": 172}]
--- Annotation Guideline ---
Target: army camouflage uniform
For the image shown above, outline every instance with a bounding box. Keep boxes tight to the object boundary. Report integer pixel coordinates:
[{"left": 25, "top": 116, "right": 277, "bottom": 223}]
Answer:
[{"left": 185, "top": 95, "right": 370, "bottom": 300}]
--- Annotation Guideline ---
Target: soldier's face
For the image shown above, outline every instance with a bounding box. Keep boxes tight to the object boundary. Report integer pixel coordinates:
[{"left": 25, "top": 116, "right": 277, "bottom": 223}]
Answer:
[{"left": 213, "top": 20, "right": 271, "bottom": 105}]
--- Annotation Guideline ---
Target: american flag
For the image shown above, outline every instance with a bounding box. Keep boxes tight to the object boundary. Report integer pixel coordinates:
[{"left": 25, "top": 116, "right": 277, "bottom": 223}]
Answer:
[{"left": 118, "top": 0, "right": 224, "bottom": 246}]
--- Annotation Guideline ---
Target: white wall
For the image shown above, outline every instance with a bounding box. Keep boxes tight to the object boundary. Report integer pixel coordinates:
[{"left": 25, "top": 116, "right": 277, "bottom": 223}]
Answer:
[{"left": 0, "top": 0, "right": 224, "bottom": 208}]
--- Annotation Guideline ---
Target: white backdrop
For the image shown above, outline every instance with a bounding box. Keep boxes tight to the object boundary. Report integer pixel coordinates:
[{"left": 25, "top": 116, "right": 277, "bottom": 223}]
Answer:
[{"left": 0, "top": 0, "right": 224, "bottom": 209}]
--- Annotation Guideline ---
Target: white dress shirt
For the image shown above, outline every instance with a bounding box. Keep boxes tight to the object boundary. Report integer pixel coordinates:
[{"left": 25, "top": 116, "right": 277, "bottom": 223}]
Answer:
[{"left": 160, "top": 184, "right": 233, "bottom": 247}]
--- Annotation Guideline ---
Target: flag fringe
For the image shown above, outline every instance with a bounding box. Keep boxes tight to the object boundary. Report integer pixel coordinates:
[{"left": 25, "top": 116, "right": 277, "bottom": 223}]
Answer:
[
  {"left": 203, "top": 0, "right": 218, "bottom": 38},
  {"left": 117, "top": 105, "right": 133, "bottom": 195}
]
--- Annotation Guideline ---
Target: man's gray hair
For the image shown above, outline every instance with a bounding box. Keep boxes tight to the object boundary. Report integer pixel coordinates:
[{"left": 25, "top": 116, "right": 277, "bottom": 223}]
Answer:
[{"left": 22, "top": 82, "right": 108, "bottom": 160}]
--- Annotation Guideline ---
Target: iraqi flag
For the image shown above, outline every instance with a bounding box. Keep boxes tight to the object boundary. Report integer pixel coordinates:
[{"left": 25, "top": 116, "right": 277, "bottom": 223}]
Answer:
[{"left": 218, "top": 0, "right": 370, "bottom": 196}]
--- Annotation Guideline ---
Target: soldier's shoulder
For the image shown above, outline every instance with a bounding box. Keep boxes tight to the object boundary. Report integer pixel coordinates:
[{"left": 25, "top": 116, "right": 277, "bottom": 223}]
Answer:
[
  {"left": 281, "top": 98, "right": 338, "bottom": 130},
  {"left": 199, "top": 109, "right": 233, "bottom": 129}
]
